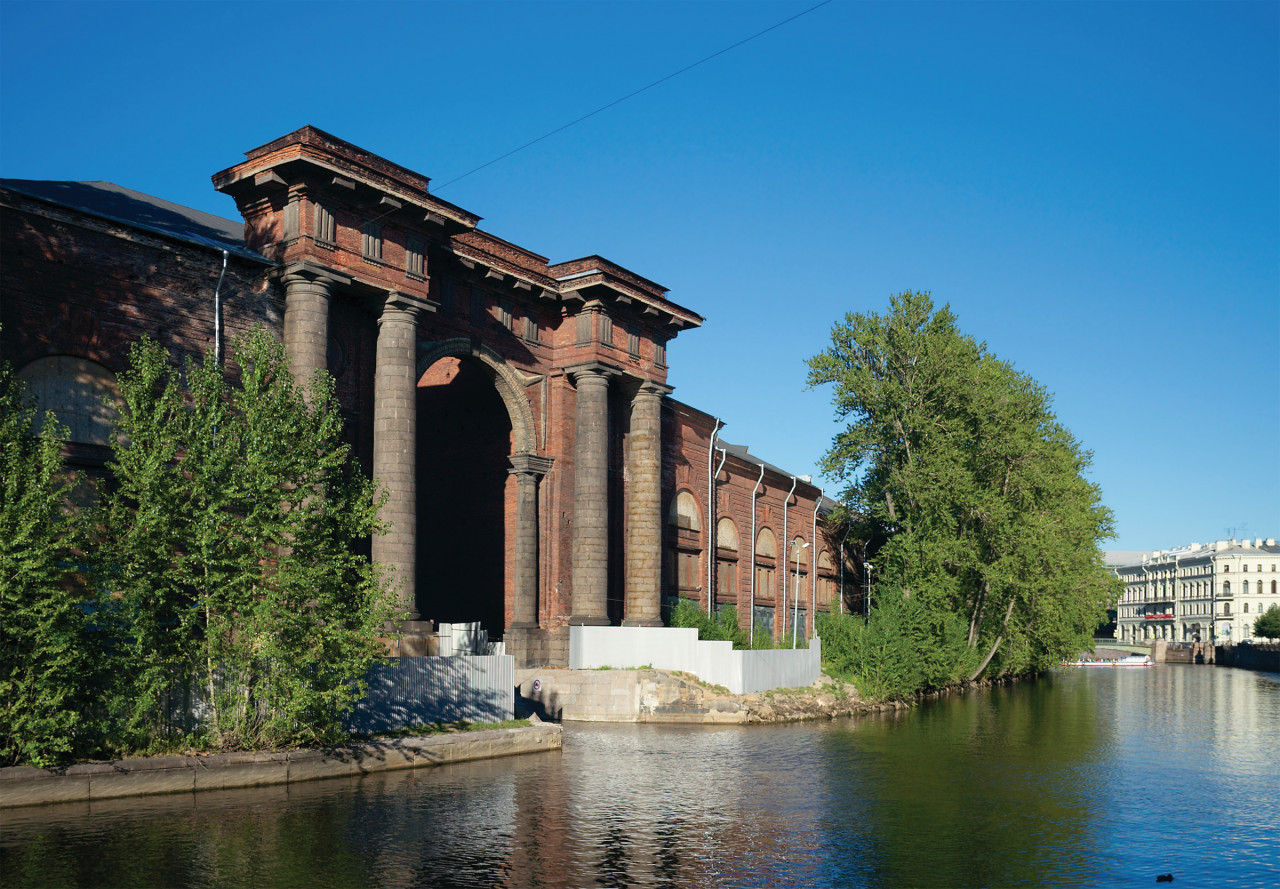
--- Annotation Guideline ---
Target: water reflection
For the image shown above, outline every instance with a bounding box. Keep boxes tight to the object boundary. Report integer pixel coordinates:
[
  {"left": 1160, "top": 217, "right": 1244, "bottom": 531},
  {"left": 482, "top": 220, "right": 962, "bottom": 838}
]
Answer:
[{"left": 3, "top": 668, "right": 1279, "bottom": 888}]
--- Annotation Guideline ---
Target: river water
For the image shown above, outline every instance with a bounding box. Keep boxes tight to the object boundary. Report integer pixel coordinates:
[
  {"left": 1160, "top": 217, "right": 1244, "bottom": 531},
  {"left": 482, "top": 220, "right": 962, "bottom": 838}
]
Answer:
[{"left": 3, "top": 665, "right": 1278, "bottom": 888}]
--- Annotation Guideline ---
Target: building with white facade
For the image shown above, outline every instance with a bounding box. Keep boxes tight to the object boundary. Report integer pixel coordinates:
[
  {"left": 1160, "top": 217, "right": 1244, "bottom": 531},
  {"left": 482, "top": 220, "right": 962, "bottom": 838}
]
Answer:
[{"left": 1111, "top": 538, "right": 1280, "bottom": 645}]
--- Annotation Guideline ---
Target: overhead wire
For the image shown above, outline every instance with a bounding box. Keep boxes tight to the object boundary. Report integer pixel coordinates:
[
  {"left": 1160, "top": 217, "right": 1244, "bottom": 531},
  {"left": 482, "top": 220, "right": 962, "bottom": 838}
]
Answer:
[{"left": 432, "top": 0, "right": 834, "bottom": 193}]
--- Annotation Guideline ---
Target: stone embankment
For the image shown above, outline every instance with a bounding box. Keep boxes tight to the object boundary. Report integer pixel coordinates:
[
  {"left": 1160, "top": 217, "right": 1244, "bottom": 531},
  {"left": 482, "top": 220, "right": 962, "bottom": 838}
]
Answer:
[
  {"left": 0, "top": 721, "right": 561, "bottom": 810},
  {"left": 516, "top": 668, "right": 905, "bottom": 724}
]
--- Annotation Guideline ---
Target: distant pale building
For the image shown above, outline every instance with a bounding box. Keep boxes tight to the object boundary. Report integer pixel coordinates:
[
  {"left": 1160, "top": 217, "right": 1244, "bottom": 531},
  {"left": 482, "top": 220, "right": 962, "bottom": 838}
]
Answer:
[{"left": 1110, "top": 539, "right": 1280, "bottom": 645}]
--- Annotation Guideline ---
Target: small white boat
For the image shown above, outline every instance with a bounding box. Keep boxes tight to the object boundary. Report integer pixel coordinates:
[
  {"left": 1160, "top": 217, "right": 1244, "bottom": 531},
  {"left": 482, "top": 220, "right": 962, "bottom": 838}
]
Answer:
[{"left": 1064, "top": 654, "right": 1154, "bottom": 668}]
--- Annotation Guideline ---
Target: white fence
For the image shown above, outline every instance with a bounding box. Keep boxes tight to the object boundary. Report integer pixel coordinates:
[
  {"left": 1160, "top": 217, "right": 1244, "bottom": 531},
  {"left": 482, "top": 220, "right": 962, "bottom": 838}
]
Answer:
[
  {"left": 345, "top": 655, "right": 515, "bottom": 735},
  {"left": 568, "top": 626, "right": 821, "bottom": 695}
]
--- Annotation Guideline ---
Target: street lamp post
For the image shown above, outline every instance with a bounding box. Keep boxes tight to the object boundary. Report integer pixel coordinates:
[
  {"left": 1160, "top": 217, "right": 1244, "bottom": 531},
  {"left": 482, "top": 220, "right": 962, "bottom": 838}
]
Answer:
[
  {"left": 793, "top": 541, "right": 809, "bottom": 649},
  {"left": 864, "top": 562, "right": 873, "bottom": 620}
]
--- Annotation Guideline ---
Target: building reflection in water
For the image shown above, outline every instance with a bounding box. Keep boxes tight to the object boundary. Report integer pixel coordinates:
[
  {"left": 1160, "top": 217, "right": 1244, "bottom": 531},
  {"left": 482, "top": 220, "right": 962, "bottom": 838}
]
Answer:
[{"left": 3, "top": 669, "right": 1279, "bottom": 888}]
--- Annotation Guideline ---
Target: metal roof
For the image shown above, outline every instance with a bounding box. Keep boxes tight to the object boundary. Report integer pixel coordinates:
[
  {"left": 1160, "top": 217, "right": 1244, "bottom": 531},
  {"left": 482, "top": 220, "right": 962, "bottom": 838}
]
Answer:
[{"left": 0, "top": 179, "right": 270, "bottom": 263}]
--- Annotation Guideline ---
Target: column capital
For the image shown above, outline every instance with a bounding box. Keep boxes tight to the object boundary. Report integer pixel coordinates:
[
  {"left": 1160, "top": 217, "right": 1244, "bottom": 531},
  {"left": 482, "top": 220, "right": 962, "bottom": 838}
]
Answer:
[
  {"left": 279, "top": 260, "right": 351, "bottom": 289},
  {"left": 564, "top": 361, "right": 621, "bottom": 385},
  {"left": 509, "top": 452, "right": 555, "bottom": 480},
  {"left": 620, "top": 377, "right": 674, "bottom": 400},
  {"left": 378, "top": 290, "right": 436, "bottom": 326}
]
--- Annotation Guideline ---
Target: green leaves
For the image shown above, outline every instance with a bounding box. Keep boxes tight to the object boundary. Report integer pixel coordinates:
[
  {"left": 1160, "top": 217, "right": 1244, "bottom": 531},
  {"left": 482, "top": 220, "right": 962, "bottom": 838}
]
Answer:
[
  {"left": 97, "top": 329, "right": 397, "bottom": 751},
  {"left": 1254, "top": 605, "right": 1280, "bottom": 641},
  {"left": 809, "top": 292, "right": 1119, "bottom": 692},
  {"left": 0, "top": 362, "right": 92, "bottom": 767}
]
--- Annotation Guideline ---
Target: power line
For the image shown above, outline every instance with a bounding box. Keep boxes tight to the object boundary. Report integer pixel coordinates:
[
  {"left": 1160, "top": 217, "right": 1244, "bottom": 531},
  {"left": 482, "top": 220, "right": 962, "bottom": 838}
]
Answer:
[{"left": 433, "top": 0, "right": 834, "bottom": 193}]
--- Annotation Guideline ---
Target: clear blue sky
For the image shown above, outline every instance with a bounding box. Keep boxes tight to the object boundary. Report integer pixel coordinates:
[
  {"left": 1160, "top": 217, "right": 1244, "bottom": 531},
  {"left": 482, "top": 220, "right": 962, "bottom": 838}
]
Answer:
[{"left": 2, "top": 1, "right": 1276, "bottom": 551}]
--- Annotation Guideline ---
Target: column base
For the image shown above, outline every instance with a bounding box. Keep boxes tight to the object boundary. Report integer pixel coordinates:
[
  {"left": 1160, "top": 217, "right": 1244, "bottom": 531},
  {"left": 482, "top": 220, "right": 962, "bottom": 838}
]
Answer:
[
  {"left": 508, "top": 621, "right": 540, "bottom": 630},
  {"left": 567, "top": 615, "right": 611, "bottom": 627},
  {"left": 621, "top": 619, "right": 664, "bottom": 628}
]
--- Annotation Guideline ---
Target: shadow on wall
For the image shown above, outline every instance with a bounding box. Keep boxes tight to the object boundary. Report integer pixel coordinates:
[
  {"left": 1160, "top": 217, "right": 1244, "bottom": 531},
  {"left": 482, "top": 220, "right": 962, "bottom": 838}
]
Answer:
[
  {"left": 515, "top": 684, "right": 563, "bottom": 723},
  {"left": 345, "top": 656, "right": 515, "bottom": 735}
]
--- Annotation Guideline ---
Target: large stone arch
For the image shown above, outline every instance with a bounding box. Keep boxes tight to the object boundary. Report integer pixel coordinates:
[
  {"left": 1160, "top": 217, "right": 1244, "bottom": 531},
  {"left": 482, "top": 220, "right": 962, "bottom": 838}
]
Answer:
[{"left": 417, "top": 338, "right": 539, "bottom": 455}]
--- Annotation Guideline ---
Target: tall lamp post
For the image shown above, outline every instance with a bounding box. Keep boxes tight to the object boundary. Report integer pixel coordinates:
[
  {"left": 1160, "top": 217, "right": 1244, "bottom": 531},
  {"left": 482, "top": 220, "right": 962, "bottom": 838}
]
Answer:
[
  {"left": 864, "top": 562, "right": 873, "bottom": 620},
  {"left": 793, "top": 541, "right": 810, "bottom": 649}
]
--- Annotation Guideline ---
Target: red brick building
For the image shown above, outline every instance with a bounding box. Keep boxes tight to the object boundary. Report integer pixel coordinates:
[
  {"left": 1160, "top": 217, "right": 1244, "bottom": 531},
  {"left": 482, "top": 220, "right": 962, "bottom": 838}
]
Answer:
[{"left": 1, "top": 127, "right": 857, "bottom": 666}]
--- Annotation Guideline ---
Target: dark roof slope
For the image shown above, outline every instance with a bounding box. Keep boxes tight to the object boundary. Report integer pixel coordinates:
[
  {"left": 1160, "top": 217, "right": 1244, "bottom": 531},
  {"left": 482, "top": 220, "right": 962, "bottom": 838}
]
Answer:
[{"left": 0, "top": 179, "right": 269, "bottom": 263}]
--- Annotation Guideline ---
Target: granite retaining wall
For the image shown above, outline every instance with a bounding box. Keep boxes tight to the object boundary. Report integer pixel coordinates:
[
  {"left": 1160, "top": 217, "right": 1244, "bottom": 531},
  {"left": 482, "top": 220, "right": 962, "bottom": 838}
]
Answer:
[{"left": 0, "top": 723, "right": 561, "bottom": 809}]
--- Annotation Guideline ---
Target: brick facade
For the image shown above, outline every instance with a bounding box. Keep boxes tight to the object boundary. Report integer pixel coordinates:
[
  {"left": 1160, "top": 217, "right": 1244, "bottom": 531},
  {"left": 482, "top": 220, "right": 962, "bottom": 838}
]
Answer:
[{"left": 1, "top": 127, "right": 858, "bottom": 666}]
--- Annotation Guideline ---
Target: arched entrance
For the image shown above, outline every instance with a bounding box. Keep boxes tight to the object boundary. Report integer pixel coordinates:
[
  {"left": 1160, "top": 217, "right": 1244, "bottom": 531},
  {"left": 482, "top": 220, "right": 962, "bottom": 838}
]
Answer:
[{"left": 414, "top": 340, "right": 540, "bottom": 644}]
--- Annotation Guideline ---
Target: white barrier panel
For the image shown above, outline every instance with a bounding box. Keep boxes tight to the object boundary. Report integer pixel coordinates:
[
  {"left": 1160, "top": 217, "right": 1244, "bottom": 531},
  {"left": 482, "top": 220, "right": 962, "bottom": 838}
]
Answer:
[{"left": 569, "top": 626, "right": 820, "bottom": 694}]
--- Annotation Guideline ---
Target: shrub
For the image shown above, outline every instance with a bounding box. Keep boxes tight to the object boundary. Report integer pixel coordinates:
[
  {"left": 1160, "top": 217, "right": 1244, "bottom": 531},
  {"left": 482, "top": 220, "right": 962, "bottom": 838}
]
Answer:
[
  {"left": 669, "top": 600, "right": 750, "bottom": 649},
  {"left": 0, "top": 362, "right": 97, "bottom": 766}
]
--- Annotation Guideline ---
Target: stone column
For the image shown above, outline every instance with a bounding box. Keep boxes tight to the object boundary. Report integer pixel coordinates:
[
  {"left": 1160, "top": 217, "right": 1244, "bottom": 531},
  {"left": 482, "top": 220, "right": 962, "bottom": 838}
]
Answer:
[
  {"left": 624, "top": 380, "right": 670, "bottom": 626},
  {"left": 509, "top": 453, "right": 554, "bottom": 629},
  {"left": 372, "top": 292, "right": 432, "bottom": 621},
  {"left": 281, "top": 263, "right": 349, "bottom": 392},
  {"left": 568, "top": 364, "right": 613, "bottom": 625}
]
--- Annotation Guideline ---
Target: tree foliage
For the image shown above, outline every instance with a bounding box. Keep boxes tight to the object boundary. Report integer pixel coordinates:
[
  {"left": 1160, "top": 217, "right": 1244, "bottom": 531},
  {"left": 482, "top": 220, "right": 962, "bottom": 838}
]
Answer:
[
  {"left": 0, "top": 362, "right": 96, "bottom": 767},
  {"left": 669, "top": 600, "right": 758, "bottom": 649},
  {"left": 808, "top": 291, "right": 1119, "bottom": 691},
  {"left": 96, "top": 330, "right": 399, "bottom": 751},
  {"left": 1254, "top": 604, "right": 1280, "bottom": 641}
]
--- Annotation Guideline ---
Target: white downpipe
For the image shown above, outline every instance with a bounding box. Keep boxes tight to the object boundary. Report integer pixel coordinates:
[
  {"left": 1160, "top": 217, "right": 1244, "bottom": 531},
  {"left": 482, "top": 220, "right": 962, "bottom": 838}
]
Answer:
[
  {"left": 781, "top": 476, "right": 797, "bottom": 643},
  {"left": 810, "top": 488, "right": 822, "bottom": 638},
  {"left": 707, "top": 419, "right": 722, "bottom": 615},
  {"left": 710, "top": 446, "right": 728, "bottom": 614},
  {"left": 213, "top": 249, "right": 228, "bottom": 364},
  {"left": 748, "top": 462, "right": 765, "bottom": 645}
]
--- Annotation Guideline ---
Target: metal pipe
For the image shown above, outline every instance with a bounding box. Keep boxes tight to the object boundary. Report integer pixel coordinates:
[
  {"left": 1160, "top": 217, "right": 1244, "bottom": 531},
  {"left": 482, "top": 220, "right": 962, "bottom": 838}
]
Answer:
[
  {"left": 706, "top": 418, "right": 722, "bottom": 615},
  {"left": 781, "top": 475, "right": 797, "bottom": 643},
  {"left": 710, "top": 446, "right": 728, "bottom": 614},
  {"left": 810, "top": 488, "right": 822, "bottom": 638},
  {"left": 213, "top": 249, "right": 228, "bottom": 364},
  {"left": 748, "top": 462, "right": 765, "bottom": 645}
]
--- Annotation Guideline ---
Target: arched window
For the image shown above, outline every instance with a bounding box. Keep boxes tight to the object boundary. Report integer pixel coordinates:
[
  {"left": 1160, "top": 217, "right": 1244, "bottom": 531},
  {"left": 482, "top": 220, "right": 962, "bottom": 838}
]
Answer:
[
  {"left": 817, "top": 549, "right": 836, "bottom": 607},
  {"left": 716, "top": 517, "right": 739, "bottom": 601},
  {"left": 716, "top": 517, "right": 739, "bottom": 552},
  {"left": 667, "top": 490, "right": 703, "bottom": 599},
  {"left": 1224, "top": 581, "right": 1231, "bottom": 597},
  {"left": 1272, "top": 580, "right": 1277, "bottom": 595},
  {"left": 791, "top": 536, "right": 808, "bottom": 566},
  {"left": 756, "top": 527, "right": 776, "bottom": 559},
  {"left": 669, "top": 491, "right": 702, "bottom": 532},
  {"left": 754, "top": 527, "right": 778, "bottom": 610},
  {"left": 18, "top": 356, "right": 119, "bottom": 447}
]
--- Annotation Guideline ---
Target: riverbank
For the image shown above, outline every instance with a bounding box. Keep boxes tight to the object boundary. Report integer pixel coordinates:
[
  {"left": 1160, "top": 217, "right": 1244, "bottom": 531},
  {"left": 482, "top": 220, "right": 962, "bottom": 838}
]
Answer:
[
  {"left": 515, "top": 667, "right": 908, "bottom": 724},
  {"left": 0, "top": 720, "right": 561, "bottom": 809}
]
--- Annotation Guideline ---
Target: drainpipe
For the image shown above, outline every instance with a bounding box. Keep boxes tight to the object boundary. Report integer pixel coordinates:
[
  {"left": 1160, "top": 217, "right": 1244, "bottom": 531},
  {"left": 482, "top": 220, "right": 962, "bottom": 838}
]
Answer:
[
  {"left": 707, "top": 419, "right": 722, "bottom": 615},
  {"left": 811, "top": 488, "right": 822, "bottom": 639},
  {"left": 781, "top": 475, "right": 797, "bottom": 642},
  {"left": 748, "top": 462, "right": 765, "bottom": 645},
  {"left": 213, "top": 249, "right": 228, "bottom": 364},
  {"left": 710, "top": 446, "right": 728, "bottom": 615}
]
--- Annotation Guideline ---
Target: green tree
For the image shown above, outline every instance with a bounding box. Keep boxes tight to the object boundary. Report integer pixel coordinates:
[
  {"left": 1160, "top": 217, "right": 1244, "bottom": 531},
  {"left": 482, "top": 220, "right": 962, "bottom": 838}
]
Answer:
[
  {"left": 807, "top": 292, "right": 1118, "bottom": 690},
  {"left": 0, "top": 361, "right": 94, "bottom": 766},
  {"left": 1254, "top": 604, "right": 1280, "bottom": 641},
  {"left": 98, "top": 330, "right": 399, "bottom": 750}
]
